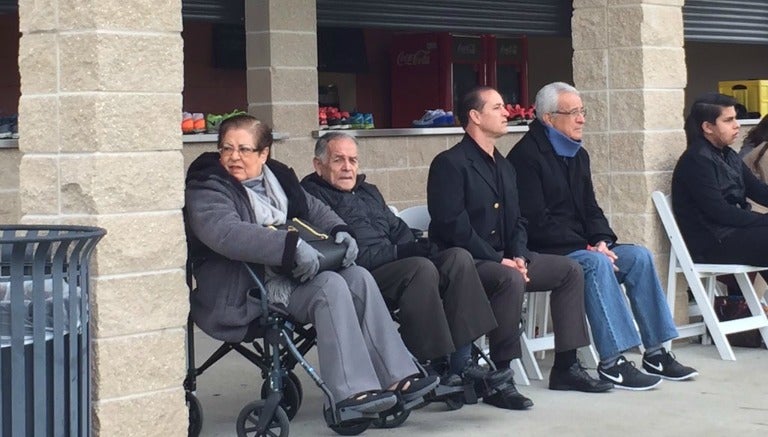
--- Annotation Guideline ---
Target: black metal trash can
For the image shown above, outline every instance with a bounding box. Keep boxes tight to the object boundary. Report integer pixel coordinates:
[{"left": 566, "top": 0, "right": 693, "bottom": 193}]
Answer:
[{"left": 0, "top": 225, "right": 105, "bottom": 437}]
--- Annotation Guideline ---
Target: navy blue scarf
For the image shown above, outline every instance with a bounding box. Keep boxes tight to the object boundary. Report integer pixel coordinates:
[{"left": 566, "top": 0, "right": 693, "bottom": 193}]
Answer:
[{"left": 544, "top": 124, "right": 582, "bottom": 158}]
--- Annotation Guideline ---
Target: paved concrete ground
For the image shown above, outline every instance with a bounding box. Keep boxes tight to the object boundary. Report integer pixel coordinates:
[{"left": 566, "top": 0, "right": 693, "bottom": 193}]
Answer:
[{"left": 191, "top": 331, "right": 768, "bottom": 437}]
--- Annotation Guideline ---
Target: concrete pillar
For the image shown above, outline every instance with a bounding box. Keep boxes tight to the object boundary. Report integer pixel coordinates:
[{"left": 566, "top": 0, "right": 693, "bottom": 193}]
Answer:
[
  {"left": 572, "top": 0, "right": 687, "bottom": 319},
  {"left": 16, "top": 0, "right": 188, "bottom": 434},
  {"left": 245, "top": 0, "right": 317, "bottom": 176}
]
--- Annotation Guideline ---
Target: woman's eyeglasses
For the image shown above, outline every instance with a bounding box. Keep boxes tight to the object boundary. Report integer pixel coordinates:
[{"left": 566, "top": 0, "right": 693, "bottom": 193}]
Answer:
[{"left": 219, "top": 145, "right": 258, "bottom": 157}]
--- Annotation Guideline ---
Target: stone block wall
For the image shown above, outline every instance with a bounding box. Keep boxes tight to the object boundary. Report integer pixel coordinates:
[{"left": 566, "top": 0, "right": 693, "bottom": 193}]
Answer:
[
  {"left": 15, "top": 0, "right": 188, "bottom": 435},
  {"left": 0, "top": 147, "right": 20, "bottom": 223},
  {"left": 572, "top": 0, "right": 688, "bottom": 320}
]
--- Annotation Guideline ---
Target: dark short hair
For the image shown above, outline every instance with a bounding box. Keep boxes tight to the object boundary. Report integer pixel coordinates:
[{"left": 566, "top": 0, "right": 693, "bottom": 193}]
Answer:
[
  {"left": 217, "top": 114, "right": 273, "bottom": 154},
  {"left": 314, "top": 131, "right": 358, "bottom": 160},
  {"left": 684, "top": 93, "right": 739, "bottom": 145},
  {"left": 458, "top": 86, "right": 497, "bottom": 128}
]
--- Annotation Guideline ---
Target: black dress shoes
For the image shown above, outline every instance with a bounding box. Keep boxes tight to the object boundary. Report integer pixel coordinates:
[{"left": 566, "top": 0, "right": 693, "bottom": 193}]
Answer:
[
  {"left": 482, "top": 383, "right": 534, "bottom": 410},
  {"left": 549, "top": 362, "right": 614, "bottom": 393}
]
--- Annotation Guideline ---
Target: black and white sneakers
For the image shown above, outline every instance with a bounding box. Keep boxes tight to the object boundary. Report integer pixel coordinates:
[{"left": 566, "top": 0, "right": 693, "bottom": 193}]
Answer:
[
  {"left": 597, "top": 356, "right": 662, "bottom": 391},
  {"left": 597, "top": 350, "right": 698, "bottom": 390},
  {"left": 642, "top": 348, "right": 699, "bottom": 381}
]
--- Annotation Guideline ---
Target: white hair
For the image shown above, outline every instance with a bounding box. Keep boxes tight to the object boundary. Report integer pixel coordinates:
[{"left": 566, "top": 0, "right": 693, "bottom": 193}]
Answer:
[{"left": 535, "top": 82, "right": 580, "bottom": 121}]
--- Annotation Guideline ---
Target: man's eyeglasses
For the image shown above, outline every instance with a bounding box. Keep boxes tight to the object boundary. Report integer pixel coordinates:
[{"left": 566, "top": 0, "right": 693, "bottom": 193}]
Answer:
[
  {"left": 219, "top": 145, "right": 259, "bottom": 157},
  {"left": 551, "top": 108, "right": 587, "bottom": 118}
]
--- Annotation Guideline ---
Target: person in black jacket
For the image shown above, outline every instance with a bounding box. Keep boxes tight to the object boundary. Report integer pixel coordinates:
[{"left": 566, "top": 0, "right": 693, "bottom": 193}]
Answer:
[
  {"left": 301, "top": 131, "right": 515, "bottom": 407},
  {"left": 508, "top": 82, "right": 697, "bottom": 391},
  {"left": 672, "top": 93, "right": 768, "bottom": 273},
  {"left": 428, "top": 86, "right": 614, "bottom": 408}
]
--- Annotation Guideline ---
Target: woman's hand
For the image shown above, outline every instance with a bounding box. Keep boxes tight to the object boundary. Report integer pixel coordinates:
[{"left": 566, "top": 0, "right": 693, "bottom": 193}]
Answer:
[
  {"left": 335, "top": 231, "right": 359, "bottom": 267},
  {"left": 293, "top": 240, "right": 323, "bottom": 282}
]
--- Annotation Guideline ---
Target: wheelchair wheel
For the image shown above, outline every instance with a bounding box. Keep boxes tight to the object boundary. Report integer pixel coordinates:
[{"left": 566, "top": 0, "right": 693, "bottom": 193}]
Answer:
[
  {"left": 372, "top": 407, "right": 410, "bottom": 428},
  {"left": 288, "top": 371, "right": 303, "bottom": 409},
  {"left": 259, "top": 374, "right": 301, "bottom": 421},
  {"left": 186, "top": 392, "right": 203, "bottom": 437},
  {"left": 236, "top": 400, "right": 289, "bottom": 437},
  {"left": 328, "top": 419, "right": 372, "bottom": 436},
  {"left": 444, "top": 393, "right": 464, "bottom": 411},
  {"left": 324, "top": 407, "right": 372, "bottom": 436}
]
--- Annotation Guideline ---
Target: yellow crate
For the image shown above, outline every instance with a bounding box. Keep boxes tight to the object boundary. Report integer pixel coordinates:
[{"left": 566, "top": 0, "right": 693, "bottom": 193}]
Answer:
[{"left": 718, "top": 79, "right": 768, "bottom": 118}]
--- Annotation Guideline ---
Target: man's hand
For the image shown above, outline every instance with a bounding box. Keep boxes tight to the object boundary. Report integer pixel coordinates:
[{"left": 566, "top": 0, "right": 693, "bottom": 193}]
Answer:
[
  {"left": 502, "top": 257, "right": 530, "bottom": 282},
  {"left": 590, "top": 241, "right": 619, "bottom": 271}
]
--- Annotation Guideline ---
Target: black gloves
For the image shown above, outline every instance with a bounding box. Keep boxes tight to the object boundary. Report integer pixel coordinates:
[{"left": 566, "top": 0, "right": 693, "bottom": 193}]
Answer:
[{"left": 396, "top": 239, "right": 439, "bottom": 260}]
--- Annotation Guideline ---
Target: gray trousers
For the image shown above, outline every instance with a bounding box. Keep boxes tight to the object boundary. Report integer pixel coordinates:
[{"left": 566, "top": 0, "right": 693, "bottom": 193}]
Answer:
[{"left": 286, "top": 265, "right": 417, "bottom": 401}]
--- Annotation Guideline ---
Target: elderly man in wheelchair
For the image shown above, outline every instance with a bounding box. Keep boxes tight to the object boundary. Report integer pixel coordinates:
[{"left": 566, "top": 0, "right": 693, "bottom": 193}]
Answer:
[{"left": 184, "top": 114, "right": 437, "bottom": 436}]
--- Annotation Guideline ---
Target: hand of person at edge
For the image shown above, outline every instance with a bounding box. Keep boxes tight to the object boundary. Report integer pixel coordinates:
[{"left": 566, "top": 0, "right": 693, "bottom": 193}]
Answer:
[{"left": 502, "top": 257, "right": 530, "bottom": 282}]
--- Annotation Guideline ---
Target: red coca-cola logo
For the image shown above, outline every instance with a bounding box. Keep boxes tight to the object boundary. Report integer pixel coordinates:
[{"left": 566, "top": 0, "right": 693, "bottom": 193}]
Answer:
[{"left": 396, "top": 49, "right": 431, "bottom": 66}]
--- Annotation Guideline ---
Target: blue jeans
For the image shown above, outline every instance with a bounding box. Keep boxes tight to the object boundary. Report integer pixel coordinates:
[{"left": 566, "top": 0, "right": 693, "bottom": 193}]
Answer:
[{"left": 567, "top": 244, "right": 678, "bottom": 359}]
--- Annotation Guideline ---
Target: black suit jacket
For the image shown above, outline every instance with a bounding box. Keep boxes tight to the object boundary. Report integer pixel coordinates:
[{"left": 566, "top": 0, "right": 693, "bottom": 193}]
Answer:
[
  {"left": 507, "top": 119, "right": 615, "bottom": 255},
  {"left": 427, "top": 134, "right": 531, "bottom": 262}
]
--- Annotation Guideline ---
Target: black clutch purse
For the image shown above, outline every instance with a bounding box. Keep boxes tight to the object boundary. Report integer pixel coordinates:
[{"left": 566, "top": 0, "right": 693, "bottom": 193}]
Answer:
[{"left": 268, "top": 218, "right": 346, "bottom": 272}]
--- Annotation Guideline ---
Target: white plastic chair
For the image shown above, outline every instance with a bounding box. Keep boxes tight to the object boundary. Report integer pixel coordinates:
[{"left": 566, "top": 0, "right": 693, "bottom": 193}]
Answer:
[
  {"left": 397, "top": 205, "right": 430, "bottom": 232},
  {"left": 521, "top": 293, "right": 599, "bottom": 381},
  {"left": 652, "top": 191, "right": 768, "bottom": 360}
]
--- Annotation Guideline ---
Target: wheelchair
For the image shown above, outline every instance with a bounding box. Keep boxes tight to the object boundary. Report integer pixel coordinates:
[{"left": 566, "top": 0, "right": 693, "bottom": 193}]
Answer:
[{"left": 183, "top": 261, "right": 437, "bottom": 437}]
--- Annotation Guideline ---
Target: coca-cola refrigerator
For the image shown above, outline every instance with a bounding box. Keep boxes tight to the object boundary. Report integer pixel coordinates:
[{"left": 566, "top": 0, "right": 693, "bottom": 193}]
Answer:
[{"left": 390, "top": 32, "right": 528, "bottom": 128}]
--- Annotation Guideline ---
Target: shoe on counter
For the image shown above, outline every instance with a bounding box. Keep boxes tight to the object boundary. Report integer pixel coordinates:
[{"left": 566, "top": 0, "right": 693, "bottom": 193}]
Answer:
[
  {"left": 413, "top": 109, "right": 446, "bottom": 127},
  {"left": 0, "top": 114, "right": 18, "bottom": 139},
  {"left": 598, "top": 356, "right": 662, "bottom": 391},
  {"left": 642, "top": 348, "right": 698, "bottom": 381},
  {"left": 549, "top": 362, "right": 613, "bottom": 392},
  {"left": 192, "top": 113, "right": 206, "bottom": 133},
  {"left": 348, "top": 113, "right": 365, "bottom": 129},
  {"left": 318, "top": 108, "right": 328, "bottom": 130},
  {"left": 363, "top": 113, "right": 375, "bottom": 129},
  {"left": 339, "top": 111, "right": 351, "bottom": 129},
  {"left": 482, "top": 382, "right": 533, "bottom": 410},
  {"left": 434, "top": 111, "right": 455, "bottom": 126},
  {"left": 181, "top": 112, "right": 194, "bottom": 134}
]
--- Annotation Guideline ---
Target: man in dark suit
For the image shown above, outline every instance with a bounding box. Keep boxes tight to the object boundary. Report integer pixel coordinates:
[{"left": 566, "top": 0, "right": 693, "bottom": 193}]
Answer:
[
  {"left": 508, "top": 82, "right": 697, "bottom": 391},
  {"left": 428, "top": 86, "right": 613, "bottom": 409}
]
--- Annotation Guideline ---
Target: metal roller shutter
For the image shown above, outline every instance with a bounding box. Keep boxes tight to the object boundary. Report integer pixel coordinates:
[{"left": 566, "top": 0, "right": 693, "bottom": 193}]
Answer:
[
  {"left": 0, "top": 1, "right": 244, "bottom": 20},
  {"left": 182, "top": 0, "right": 243, "bottom": 23},
  {"left": 0, "top": 0, "right": 15, "bottom": 14},
  {"left": 316, "top": 0, "right": 571, "bottom": 36},
  {"left": 684, "top": 0, "right": 768, "bottom": 44}
]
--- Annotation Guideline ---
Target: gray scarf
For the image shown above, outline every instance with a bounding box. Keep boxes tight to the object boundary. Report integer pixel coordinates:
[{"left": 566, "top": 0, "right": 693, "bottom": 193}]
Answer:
[{"left": 242, "top": 165, "right": 297, "bottom": 306}]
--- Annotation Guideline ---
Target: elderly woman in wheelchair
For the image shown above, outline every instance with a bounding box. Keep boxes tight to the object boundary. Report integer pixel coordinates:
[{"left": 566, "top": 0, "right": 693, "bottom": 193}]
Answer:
[{"left": 184, "top": 114, "right": 437, "bottom": 435}]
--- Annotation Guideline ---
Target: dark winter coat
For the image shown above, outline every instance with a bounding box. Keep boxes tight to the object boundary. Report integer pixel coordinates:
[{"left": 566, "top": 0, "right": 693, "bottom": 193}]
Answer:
[
  {"left": 184, "top": 152, "right": 348, "bottom": 342},
  {"left": 301, "top": 172, "right": 417, "bottom": 270},
  {"left": 672, "top": 137, "right": 768, "bottom": 258},
  {"left": 507, "top": 119, "right": 616, "bottom": 255}
]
